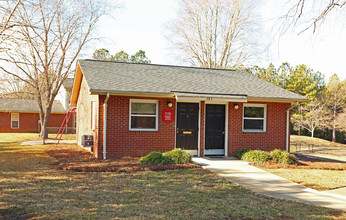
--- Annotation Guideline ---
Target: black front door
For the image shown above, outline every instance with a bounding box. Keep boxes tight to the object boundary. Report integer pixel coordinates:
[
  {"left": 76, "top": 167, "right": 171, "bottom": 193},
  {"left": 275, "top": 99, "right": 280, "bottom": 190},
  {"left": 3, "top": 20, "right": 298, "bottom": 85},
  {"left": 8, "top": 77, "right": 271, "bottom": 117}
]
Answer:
[
  {"left": 205, "top": 104, "right": 225, "bottom": 155},
  {"left": 176, "top": 103, "right": 199, "bottom": 151}
]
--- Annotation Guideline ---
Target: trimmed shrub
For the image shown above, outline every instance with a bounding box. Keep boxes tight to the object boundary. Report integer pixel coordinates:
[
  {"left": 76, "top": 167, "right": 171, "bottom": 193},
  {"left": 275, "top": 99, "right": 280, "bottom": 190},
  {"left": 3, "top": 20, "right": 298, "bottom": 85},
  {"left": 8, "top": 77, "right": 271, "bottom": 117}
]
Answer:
[
  {"left": 236, "top": 149, "right": 249, "bottom": 159},
  {"left": 241, "top": 150, "right": 270, "bottom": 164},
  {"left": 164, "top": 148, "right": 192, "bottom": 164},
  {"left": 138, "top": 149, "right": 192, "bottom": 165},
  {"left": 138, "top": 152, "right": 173, "bottom": 165},
  {"left": 270, "top": 149, "right": 299, "bottom": 165}
]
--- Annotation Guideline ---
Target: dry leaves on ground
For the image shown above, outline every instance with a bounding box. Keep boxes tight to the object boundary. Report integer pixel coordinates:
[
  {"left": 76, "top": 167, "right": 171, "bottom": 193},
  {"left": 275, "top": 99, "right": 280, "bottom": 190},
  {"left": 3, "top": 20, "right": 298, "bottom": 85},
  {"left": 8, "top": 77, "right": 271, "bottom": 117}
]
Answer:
[{"left": 46, "top": 144, "right": 201, "bottom": 172}]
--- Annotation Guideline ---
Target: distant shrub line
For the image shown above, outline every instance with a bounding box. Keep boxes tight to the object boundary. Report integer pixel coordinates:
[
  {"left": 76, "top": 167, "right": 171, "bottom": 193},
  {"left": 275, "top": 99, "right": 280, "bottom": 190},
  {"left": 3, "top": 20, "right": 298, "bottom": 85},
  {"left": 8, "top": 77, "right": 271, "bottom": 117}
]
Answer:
[{"left": 236, "top": 149, "right": 298, "bottom": 165}]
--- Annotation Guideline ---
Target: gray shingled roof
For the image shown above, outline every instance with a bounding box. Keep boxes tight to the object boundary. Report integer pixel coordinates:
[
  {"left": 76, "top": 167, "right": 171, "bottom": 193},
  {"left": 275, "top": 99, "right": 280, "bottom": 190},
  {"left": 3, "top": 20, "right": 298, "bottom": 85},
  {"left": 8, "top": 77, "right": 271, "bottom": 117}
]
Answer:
[
  {"left": 63, "top": 78, "right": 74, "bottom": 89},
  {"left": 0, "top": 98, "right": 66, "bottom": 113},
  {"left": 78, "top": 59, "right": 308, "bottom": 102}
]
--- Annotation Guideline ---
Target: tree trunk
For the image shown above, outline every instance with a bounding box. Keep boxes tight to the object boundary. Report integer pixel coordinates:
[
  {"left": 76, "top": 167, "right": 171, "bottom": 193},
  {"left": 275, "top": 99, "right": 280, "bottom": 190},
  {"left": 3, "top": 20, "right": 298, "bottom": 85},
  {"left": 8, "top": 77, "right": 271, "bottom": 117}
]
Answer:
[
  {"left": 332, "top": 118, "right": 336, "bottom": 142},
  {"left": 332, "top": 104, "right": 336, "bottom": 142},
  {"left": 39, "top": 103, "right": 53, "bottom": 144},
  {"left": 311, "top": 128, "right": 314, "bottom": 138},
  {"left": 298, "top": 104, "right": 301, "bottom": 136}
]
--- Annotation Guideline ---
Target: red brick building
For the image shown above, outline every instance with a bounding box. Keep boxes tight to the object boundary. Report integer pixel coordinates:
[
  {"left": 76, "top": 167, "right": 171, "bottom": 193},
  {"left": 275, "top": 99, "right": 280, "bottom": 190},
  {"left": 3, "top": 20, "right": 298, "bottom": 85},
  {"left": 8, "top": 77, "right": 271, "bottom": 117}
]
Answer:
[
  {"left": 71, "top": 60, "right": 308, "bottom": 159},
  {"left": 0, "top": 98, "right": 74, "bottom": 133}
]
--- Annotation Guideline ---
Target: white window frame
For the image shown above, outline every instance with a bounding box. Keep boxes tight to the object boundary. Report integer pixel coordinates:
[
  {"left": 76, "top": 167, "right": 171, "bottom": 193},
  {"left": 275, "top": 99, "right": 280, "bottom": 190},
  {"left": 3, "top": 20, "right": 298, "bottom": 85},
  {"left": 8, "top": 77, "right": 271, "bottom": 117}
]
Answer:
[
  {"left": 242, "top": 103, "right": 267, "bottom": 132},
  {"left": 129, "top": 99, "right": 159, "bottom": 131},
  {"left": 11, "top": 113, "right": 19, "bottom": 129},
  {"left": 91, "top": 101, "right": 96, "bottom": 130}
]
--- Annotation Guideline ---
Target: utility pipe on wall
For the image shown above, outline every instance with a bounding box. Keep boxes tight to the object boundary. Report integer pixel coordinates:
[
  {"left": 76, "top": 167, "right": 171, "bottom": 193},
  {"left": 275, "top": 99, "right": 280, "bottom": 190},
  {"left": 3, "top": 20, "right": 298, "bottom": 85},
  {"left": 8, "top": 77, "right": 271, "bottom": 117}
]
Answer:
[
  {"left": 103, "top": 93, "right": 110, "bottom": 160},
  {"left": 286, "top": 102, "right": 299, "bottom": 152}
]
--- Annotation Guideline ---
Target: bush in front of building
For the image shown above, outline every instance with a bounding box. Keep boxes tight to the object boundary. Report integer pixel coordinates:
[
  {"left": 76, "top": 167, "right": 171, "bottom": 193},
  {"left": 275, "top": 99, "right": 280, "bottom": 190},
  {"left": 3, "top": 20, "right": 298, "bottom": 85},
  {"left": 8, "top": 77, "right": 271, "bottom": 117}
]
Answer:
[
  {"left": 163, "top": 148, "right": 192, "bottom": 164},
  {"left": 138, "top": 149, "right": 192, "bottom": 165},
  {"left": 270, "top": 149, "right": 298, "bottom": 165},
  {"left": 138, "top": 152, "right": 173, "bottom": 165},
  {"left": 241, "top": 150, "right": 270, "bottom": 164},
  {"left": 235, "top": 149, "right": 249, "bottom": 159},
  {"left": 240, "top": 149, "right": 298, "bottom": 165}
]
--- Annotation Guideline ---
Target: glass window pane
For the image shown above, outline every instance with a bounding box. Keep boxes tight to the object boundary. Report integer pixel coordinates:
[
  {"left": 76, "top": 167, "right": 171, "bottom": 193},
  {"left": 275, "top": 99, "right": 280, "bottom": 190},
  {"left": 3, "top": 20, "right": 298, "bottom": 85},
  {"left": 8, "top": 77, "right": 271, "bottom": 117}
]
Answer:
[
  {"left": 12, "top": 113, "right": 19, "bottom": 121},
  {"left": 244, "top": 107, "right": 264, "bottom": 118},
  {"left": 131, "top": 103, "right": 156, "bottom": 115},
  {"left": 131, "top": 116, "right": 156, "bottom": 129},
  {"left": 244, "top": 119, "right": 264, "bottom": 130},
  {"left": 12, "top": 121, "right": 19, "bottom": 128}
]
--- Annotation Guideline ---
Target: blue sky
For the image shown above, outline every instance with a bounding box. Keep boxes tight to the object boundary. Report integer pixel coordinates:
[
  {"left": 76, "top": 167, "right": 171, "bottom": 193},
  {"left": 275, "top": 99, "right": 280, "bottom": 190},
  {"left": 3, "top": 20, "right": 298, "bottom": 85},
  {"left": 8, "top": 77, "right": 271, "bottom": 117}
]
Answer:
[{"left": 83, "top": 0, "right": 346, "bottom": 80}]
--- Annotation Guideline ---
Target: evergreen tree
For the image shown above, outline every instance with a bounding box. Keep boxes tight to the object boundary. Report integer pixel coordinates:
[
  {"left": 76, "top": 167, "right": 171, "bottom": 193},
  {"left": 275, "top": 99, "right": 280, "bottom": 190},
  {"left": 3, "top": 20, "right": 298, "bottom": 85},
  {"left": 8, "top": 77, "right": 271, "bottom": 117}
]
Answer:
[{"left": 92, "top": 49, "right": 151, "bottom": 64}]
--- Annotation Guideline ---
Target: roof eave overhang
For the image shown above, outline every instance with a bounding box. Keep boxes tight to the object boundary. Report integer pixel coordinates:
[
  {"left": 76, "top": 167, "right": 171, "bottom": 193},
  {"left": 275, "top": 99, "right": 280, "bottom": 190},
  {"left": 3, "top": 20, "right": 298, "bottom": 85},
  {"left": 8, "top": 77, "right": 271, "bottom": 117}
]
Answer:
[
  {"left": 173, "top": 92, "right": 247, "bottom": 102},
  {"left": 89, "top": 90, "right": 309, "bottom": 103},
  {"left": 247, "top": 96, "right": 309, "bottom": 103},
  {"left": 90, "top": 90, "right": 174, "bottom": 98},
  {"left": 89, "top": 90, "right": 248, "bottom": 102},
  {"left": 70, "top": 63, "right": 83, "bottom": 107}
]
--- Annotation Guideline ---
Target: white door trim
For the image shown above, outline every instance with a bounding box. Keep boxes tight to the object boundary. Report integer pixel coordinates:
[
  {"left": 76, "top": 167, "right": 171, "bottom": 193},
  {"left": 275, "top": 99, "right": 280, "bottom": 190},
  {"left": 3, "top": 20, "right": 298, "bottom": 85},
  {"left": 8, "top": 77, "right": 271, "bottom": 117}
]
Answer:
[{"left": 175, "top": 101, "right": 201, "bottom": 157}]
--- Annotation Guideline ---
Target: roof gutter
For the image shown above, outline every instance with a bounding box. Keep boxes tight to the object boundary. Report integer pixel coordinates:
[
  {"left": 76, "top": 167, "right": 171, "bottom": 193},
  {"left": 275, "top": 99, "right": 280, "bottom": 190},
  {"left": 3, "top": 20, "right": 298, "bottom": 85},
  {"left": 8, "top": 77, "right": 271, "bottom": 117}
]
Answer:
[{"left": 103, "top": 93, "right": 110, "bottom": 160}]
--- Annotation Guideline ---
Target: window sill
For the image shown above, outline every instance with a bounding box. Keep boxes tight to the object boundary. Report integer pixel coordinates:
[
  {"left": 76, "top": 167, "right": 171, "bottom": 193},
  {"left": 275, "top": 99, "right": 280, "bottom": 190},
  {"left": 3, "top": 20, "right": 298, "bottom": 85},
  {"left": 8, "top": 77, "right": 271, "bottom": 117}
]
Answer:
[
  {"left": 130, "top": 129, "right": 158, "bottom": 132},
  {"left": 242, "top": 130, "right": 266, "bottom": 133}
]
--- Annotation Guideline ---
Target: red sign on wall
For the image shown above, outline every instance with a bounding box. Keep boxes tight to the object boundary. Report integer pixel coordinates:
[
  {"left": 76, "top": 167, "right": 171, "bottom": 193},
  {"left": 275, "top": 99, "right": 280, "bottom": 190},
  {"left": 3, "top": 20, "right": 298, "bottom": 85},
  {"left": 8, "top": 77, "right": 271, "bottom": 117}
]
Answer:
[{"left": 162, "top": 110, "right": 174, "bottom": 123}]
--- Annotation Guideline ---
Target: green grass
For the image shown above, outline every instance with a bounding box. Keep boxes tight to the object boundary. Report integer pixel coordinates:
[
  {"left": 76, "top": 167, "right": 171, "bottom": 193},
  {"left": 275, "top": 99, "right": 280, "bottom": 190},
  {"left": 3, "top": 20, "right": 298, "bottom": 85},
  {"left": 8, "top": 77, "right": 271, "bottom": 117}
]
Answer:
[
  {"left": 264, "top": 169, "right": 346, "bottom": 191},
  {"left": 0, "top": 133, "right": 75, "bottom": 143},
  {"left": 290, "top": 135, "right": 346, "bottom": 153},
  {"left": 0, "top": 133, "right": 345, "bottom": 219}
]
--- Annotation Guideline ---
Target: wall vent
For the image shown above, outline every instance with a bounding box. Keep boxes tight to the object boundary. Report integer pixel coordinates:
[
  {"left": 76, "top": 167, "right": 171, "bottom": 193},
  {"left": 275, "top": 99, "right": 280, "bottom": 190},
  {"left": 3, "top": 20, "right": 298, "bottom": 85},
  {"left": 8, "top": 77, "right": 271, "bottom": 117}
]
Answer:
[{"left": 82, "top": 135, "right": 93, "bottom": 147}]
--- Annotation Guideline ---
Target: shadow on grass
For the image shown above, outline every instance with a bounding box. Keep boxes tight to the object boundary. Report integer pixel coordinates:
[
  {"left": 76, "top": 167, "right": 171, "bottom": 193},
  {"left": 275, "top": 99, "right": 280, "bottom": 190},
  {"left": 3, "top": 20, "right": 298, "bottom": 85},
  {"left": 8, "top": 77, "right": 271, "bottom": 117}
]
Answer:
[
  {"left": 0, "top": 206, "right": 33, "bottom": 220},
  {"left": 0, "top": 142, "right": 19, "bottom": 146},
  {"left": 1, "top": 169, "right": 344, "bottom": 219},
  {"left": 1, "top": 138, "right": 345, "bottom": 219}
]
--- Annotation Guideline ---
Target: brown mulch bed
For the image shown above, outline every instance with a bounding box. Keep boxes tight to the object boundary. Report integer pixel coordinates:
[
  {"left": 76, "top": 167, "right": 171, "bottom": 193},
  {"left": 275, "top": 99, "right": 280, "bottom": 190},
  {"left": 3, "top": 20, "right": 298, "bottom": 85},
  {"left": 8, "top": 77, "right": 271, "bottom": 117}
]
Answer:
[
  {"left": 254, "top": 154, "right": 346, "bottom": 170},
  {"left": 46, "top": 144, "right": 201, "bottom": 172}
]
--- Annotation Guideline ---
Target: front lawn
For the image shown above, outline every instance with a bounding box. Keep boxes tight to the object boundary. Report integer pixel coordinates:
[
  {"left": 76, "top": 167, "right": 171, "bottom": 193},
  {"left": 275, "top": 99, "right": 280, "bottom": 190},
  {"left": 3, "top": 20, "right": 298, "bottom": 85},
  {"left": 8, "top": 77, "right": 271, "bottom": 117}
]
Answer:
[
  {"left": 252, "top": 154, "right": 346, "bottom": 191},
  {"left": 0, "top": 134, "right": 345, "bottom": 219},
  {"left": 264, "top": 169, "right": 346, "bottom": 191},
  {"left": 290, "top": 135, "right": 346, "bottom": 153},
  {"left": 251, "top": 136, "right": 346, "bottom": 191},
  {"left": 0, "top": 132, "right": 76, "bottom": 142}
]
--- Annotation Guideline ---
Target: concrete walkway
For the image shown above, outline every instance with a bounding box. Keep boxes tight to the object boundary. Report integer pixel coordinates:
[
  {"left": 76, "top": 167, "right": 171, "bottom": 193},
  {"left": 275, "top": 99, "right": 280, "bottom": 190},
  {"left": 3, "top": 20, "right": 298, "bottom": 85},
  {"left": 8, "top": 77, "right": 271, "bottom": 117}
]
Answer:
[{"left": 193, "top": 157, "right": 346, "bottom": 211}]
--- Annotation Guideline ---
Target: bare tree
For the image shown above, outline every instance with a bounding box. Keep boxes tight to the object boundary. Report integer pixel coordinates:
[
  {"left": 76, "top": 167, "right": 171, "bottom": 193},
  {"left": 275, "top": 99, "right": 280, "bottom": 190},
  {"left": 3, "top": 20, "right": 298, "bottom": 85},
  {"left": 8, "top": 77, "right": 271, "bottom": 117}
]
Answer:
[
  {"left": 300, "top": 100, "right": 326, "bottom": 137},
  {"left": 321, "top": 75, "right": 346, "bottom": 142},
  {"left": 0, "top": 0, "right": 21, "bottom": 43},
  {"left": 0, "top": 75, "right": 34, "bottom": 99},
  {"left": 335, "top": 106, "right": 346, "bottom": 132},
  {"left": 167, "top": 0, "right": 261, "bottom": 68},
  {"left": 282, "top": 0, "right": 346, "bottom": 34},
  {"left": 0, "top": 0, "right": 110, "bottom": 142}
]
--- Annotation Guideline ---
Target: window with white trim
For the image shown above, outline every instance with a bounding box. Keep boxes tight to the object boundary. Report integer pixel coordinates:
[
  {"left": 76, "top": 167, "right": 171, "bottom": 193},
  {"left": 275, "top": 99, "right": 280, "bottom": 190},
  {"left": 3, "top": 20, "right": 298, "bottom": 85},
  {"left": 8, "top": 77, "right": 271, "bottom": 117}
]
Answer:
[
  {"left": 243, "top": 104, "right": 266, "bottom": 132},
  {"left": 130, "top": 99, "right": 158, "bottom": 131},
  {"left": 11, "top": 113, "right": 19, "bottom": 129}
]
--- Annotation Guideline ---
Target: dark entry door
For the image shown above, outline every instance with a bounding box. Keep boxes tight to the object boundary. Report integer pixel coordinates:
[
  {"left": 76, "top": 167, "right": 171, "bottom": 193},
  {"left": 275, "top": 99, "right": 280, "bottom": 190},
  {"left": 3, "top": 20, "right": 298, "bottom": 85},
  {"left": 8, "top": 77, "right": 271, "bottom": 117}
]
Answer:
[
  {"left": 176, "top": 103, "right": 199, "bottom": 151},
  {"left": 205, "top": 104, "right": 225, "bottom": 155}
]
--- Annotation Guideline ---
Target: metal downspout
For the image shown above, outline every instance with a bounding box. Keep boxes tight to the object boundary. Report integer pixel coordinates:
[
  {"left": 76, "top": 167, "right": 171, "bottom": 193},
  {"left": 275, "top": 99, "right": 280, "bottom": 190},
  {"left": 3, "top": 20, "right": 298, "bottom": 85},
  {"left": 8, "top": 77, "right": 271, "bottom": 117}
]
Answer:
[
  {"left": 103, "top": 93, "right": 110, "bottom": 159},
  {"left": 286, "top": 102, "right": 299, "bottom": 152}
]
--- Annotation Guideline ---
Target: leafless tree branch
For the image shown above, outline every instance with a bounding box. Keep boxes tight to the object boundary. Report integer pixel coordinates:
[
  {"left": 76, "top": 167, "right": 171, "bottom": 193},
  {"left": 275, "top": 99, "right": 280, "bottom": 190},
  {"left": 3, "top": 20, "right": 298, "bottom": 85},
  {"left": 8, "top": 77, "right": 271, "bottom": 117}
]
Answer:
[
  {"left": 166, "top": 0, "right": 261, "bottom": 69},
  {"left": 281, "top": 0, "right": 346, "bottom": 34},
  {"left": 0, "top": 0, "right": 112, "bottom": 140}
]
